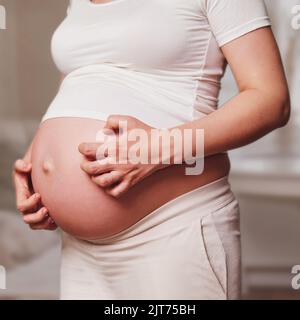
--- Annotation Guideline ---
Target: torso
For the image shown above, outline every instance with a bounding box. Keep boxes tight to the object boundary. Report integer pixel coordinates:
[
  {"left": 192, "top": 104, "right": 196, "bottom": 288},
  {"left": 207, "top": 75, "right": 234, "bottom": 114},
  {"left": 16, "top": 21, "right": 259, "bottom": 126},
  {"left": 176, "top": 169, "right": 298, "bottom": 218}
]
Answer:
[{"left": 32, "top": 0, "right": 232, "bottom": 239}]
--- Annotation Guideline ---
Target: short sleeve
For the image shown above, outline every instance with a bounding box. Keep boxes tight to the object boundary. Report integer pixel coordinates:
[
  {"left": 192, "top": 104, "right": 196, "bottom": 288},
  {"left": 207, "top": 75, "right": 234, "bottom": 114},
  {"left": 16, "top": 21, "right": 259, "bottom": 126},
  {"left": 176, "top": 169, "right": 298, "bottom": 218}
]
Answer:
[{"left": 204, "top": 0, "right": 271, "bottom": 47}]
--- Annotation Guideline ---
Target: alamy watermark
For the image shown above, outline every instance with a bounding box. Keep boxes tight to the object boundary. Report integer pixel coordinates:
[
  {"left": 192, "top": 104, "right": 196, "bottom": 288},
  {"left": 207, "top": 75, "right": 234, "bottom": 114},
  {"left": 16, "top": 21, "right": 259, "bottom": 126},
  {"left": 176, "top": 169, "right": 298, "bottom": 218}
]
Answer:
[
  {"left": 0, "top": 265, "right": 6, "bottom": 290},
  {"left": 291, "top": 265, "right": 300, "bottom": 290},
  {"left": 291, "top": 5, "right": 300, "bottom": 30},
  {"left": 0, "top": 5, "right": 6, "bottom": 30},
  {"left": 95, "top": 121, "right": 205, "bottom": 176}
]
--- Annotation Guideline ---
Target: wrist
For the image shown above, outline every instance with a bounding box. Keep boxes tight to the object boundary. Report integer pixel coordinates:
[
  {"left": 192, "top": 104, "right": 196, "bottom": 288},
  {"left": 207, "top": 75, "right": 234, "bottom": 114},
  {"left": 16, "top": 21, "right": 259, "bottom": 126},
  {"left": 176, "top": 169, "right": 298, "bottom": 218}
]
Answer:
[{"left": 148, "top": 128, "right": 177, "bottom": 170}]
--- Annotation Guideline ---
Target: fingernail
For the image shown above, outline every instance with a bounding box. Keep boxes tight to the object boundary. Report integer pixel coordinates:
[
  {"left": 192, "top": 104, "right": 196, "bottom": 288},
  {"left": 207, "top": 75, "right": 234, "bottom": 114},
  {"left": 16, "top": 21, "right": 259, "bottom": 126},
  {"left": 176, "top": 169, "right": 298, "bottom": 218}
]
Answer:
[{"left": 24, "top": 162, "right": 31, "bottom": 170}]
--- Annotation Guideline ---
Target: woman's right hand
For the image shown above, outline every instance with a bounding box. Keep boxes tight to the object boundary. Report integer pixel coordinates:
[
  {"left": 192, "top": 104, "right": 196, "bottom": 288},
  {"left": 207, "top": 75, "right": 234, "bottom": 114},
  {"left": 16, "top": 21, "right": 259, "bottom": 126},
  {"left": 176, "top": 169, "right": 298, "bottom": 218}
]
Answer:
[{"left": 13, "top": 158, "right": 57, "bottom": 230}]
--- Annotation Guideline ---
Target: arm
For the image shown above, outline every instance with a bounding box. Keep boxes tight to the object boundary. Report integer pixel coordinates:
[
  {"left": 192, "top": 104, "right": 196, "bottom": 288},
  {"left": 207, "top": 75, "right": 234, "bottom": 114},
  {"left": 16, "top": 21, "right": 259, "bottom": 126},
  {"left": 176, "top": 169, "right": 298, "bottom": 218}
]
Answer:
[
  {"left": 79, "top": 27, "right": 290, "bottom": 197},
  {"left": 174, "top": 27, "right": 290, "bottom": 159}
]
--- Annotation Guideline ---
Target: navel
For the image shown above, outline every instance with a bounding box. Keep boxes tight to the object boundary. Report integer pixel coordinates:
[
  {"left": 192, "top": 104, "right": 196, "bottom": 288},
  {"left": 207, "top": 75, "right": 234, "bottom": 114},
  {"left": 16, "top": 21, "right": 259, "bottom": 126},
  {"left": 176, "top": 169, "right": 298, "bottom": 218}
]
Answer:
[{"left": 42, "top": 158, "right": 55, "bottom": 174}]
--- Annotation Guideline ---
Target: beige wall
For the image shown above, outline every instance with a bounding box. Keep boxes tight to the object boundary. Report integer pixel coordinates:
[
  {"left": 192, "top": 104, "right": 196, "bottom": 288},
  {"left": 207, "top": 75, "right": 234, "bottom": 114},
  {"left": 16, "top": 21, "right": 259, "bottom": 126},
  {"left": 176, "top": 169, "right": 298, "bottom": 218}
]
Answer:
[
  {"left": 0, "top": 0, "right": 19, "bottom": 119},
  {"left": 0, "top": 0, "right": 68, "bottom": 210},
  {"left": 0, "top": 0, "right": 68, "bottom": 121}
]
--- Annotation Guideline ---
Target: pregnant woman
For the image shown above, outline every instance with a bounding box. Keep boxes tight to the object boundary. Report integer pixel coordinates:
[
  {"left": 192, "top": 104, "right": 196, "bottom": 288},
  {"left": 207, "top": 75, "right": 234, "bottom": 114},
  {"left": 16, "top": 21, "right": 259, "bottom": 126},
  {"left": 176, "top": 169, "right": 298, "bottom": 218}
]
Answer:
[{"left": 13, "top": 0, "right": 290, "bottom": 300}]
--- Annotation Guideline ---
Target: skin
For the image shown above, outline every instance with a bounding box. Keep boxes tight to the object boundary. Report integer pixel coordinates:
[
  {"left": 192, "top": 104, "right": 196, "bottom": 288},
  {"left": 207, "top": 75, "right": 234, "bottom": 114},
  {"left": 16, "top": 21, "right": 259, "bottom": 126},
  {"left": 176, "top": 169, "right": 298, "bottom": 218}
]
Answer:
[
  {"left": 13, "top": 26, "right": 290, "bottom": 231},
  {"left": 13, "top": 143, "right": 57, "bottom": 230}
]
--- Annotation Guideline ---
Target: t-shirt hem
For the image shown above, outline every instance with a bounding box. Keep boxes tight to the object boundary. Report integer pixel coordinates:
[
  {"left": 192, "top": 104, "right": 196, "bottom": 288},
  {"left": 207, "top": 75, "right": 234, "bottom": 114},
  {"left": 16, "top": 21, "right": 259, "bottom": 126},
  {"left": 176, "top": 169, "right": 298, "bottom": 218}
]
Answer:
[
  {"left": 216, "top": 16, "right": 271, "bottom": 47},
  {"left": 40, "top": 111, "right": 110, "bottom": 125}
]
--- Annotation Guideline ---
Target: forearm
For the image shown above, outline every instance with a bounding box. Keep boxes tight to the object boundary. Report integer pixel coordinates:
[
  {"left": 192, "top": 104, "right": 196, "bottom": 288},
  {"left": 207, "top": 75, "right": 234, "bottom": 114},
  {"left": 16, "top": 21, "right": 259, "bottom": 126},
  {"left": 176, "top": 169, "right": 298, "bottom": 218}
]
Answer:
[{"left": 170, "top": 88, "right": 290, "bottom": 162}]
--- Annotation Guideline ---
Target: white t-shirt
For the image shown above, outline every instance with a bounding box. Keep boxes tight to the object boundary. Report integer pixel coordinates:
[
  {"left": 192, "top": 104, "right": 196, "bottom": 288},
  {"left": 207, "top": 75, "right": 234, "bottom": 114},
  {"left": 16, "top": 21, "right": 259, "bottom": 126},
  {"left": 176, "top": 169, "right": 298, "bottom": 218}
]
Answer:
[{"left": 42, "top": 0, "right": 271, "bottom": 128}]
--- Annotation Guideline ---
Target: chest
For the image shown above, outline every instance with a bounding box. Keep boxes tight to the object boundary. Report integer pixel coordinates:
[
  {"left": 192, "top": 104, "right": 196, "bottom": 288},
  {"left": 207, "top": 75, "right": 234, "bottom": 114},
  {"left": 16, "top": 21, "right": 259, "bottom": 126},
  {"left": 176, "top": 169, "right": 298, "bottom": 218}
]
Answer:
[{"left": 52, "top": 0, "right": 210, "bottom": 71}]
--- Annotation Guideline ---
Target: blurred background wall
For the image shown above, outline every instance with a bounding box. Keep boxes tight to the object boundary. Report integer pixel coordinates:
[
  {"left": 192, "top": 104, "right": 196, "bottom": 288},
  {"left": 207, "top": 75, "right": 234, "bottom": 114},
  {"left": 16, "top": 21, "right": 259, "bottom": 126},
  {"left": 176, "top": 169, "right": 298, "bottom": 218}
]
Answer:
[
  {"left": 0, "top": 0, "right": 299, "bottom": 299},
  {"left": 0, "top": 0, "right": 68, "bottom": 299}
]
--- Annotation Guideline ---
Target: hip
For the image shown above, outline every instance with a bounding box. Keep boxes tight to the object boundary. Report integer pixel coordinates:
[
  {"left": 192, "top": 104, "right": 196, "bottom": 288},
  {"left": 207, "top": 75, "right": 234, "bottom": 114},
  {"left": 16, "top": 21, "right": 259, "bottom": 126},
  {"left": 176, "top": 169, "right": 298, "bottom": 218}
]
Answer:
[{"left": 60, "top": 176, "right": 241, "bottom": 300}]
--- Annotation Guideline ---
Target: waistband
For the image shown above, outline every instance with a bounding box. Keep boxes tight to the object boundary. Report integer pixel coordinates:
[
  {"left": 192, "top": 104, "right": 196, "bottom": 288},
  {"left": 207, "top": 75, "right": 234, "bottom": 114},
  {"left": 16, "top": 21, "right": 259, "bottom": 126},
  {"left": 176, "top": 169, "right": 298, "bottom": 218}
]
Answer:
[{"left": 86, "top": 176, "right": 235, "bottom": 245}]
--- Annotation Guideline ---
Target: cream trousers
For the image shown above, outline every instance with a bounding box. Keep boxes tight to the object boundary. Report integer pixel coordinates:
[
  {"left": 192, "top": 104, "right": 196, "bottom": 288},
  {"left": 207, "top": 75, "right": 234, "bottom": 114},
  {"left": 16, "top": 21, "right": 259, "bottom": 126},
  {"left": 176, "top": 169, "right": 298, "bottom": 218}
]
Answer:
[{"left": 60, "top": 176, "right": 241, "bottom": 300}]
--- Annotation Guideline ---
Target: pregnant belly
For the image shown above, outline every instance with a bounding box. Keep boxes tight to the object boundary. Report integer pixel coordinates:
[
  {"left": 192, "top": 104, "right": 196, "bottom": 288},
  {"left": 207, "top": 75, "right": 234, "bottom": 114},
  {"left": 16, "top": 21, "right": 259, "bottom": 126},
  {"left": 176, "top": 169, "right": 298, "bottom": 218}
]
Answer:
[{"left": 31, "top": 117, "right": 230, "bottom": 240}]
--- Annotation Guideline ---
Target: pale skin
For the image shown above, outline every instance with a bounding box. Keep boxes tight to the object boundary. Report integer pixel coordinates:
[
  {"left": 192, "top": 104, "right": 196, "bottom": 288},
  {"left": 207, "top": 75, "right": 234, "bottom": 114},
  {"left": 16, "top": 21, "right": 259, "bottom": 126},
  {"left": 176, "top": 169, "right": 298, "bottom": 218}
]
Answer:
[{"left": 13, "top": 26, "right": 290, "bottom": 230}]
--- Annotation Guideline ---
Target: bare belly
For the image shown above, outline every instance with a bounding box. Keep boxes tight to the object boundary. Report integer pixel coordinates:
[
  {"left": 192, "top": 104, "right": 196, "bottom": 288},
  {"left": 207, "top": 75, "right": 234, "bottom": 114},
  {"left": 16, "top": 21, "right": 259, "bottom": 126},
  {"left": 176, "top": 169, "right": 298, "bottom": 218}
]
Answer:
[{"left": 31, "top": 117, "right": 230, "bottom": 240}]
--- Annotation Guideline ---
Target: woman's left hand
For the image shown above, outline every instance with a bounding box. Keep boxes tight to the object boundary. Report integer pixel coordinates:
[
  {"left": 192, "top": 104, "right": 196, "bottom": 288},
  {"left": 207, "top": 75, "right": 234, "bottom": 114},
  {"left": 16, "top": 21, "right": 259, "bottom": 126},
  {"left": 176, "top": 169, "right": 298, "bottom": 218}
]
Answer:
[{"left": 78, "top": 115, "right": 166, "bottom": 198}]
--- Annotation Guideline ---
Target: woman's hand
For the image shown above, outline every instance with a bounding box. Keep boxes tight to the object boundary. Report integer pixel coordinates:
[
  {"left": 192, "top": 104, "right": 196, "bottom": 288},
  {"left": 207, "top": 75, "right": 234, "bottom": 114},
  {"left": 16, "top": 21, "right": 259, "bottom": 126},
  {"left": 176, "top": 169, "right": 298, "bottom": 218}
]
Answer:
[
  {"left": 79, "top": 115, "right": 166, "bottom": 198},
  {"left": 13, "top": 158, "right": 57, "bottom": 230}
]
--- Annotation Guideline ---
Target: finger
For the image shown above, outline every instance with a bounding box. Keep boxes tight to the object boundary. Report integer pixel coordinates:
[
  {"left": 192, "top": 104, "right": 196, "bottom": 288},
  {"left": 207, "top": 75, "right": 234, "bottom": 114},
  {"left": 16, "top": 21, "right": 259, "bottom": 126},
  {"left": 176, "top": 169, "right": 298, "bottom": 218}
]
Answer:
[
  {"left": 14, "top": 172, "right": 31, "bottom": 205},
  {"left": 17, "top": 193, "right": 41, "bottom": 213},
  {"left": 23, "top": 207, "right": 49, "bottom": 224},
  {"left": 14, "top": 159, "right": 32, "bottom": 173},
  {"left": 80, "top": 158, "right": 113, "bottom": 175},
  {"left": 46, "top": 221, "right": 58, "bottom": 231},
  {"left": 92, "top": 171, "right": 124, "bottom": 188},
  {"left": 104, "top": 115, "right": 123, "bottom": 131},
  {"left": 78, "top": 143, "right": 101, "bottom": 159},
  {"left": 14, "top": 170, "right": 35, "bottom": 208},
  {"left": 95, "top": 128, "right": 115, "bottom": 143},
  {"left": 30, "top": 217, "right": 57, "bottom": 231},
  {"left": 105, "top": 115, "right": 133, "bottom": 134},
  {"left": 106, "top": 180, "right": 130, "bottom": 198}
]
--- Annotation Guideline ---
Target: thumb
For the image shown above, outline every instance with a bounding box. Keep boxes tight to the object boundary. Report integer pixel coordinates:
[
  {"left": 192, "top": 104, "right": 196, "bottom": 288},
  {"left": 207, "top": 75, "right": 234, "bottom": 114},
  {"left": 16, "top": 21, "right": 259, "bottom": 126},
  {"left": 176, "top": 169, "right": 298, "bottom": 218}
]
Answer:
[{"left": 14, "top": 159, "right": 32, "bottom": 173}]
